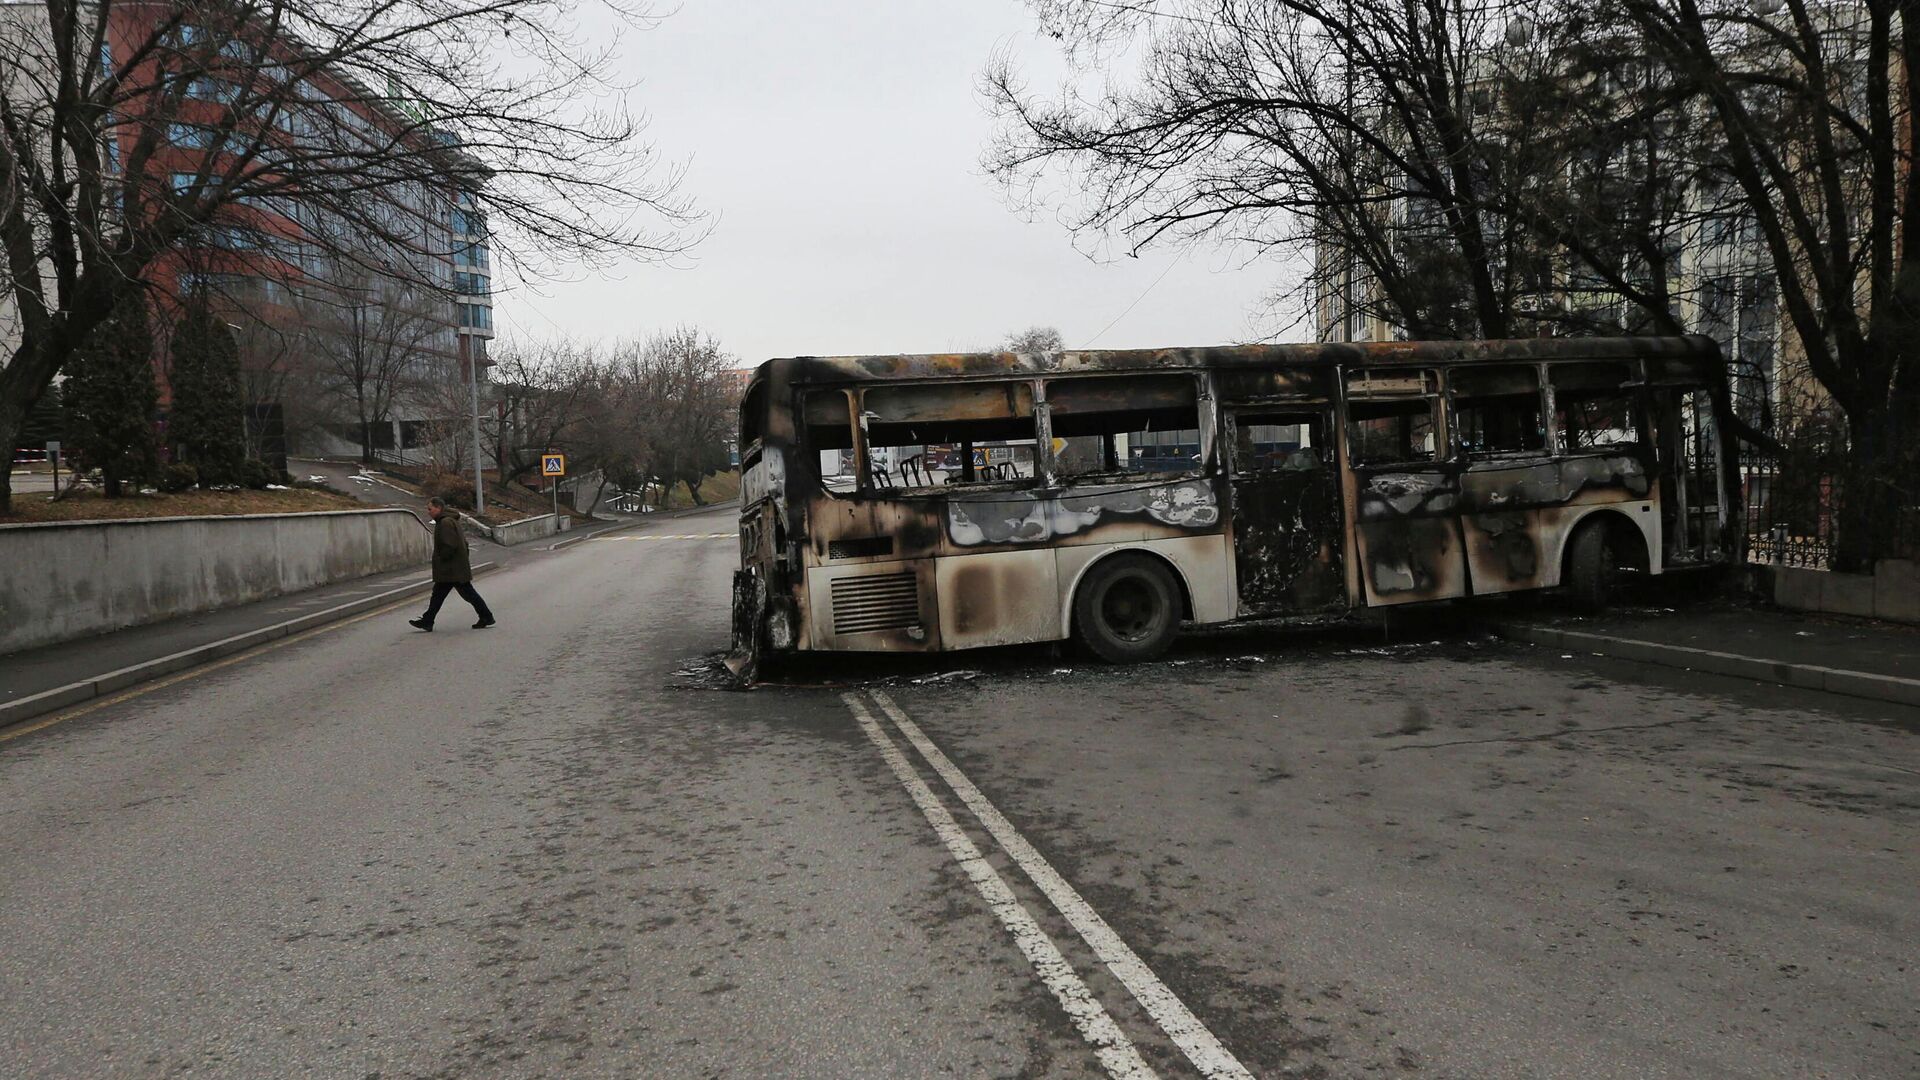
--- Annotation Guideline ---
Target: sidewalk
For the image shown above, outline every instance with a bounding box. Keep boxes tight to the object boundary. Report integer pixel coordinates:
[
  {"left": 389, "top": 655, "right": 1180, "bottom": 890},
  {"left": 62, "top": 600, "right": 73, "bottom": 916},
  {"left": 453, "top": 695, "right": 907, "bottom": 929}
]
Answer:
[
  {"left": 0, "top": 562, "right": 467, "bottom": 727},
  {"left": 0, "top": 504, "right": 721, "bottom": 730},
  {"left": 1495, "top": 599, "right": 1920, "bottom": 708}
]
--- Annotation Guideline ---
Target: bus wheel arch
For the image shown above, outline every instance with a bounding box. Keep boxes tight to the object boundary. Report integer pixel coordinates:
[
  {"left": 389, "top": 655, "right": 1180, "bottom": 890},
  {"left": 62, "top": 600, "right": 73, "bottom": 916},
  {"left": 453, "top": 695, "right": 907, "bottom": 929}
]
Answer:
[
  {"left": 1067, "top": 549, "right": 1192, "bottom": 663},
  {"left": 1563, "top": 510, "right": 1648, "bottom": 612}
]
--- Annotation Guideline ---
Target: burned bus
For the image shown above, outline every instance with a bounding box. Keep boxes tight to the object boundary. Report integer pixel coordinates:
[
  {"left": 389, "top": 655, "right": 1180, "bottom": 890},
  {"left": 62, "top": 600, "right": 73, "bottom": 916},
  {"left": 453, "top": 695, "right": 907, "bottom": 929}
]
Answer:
[{"left": 730, "top": 336, "right": 1739, "bottom": 671}]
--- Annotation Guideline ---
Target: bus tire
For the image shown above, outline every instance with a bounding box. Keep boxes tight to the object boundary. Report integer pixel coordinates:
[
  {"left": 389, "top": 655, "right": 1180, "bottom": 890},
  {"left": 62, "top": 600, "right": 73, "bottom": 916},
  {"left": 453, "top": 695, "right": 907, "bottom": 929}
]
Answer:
[
  {"left": 1565, "top": 521, "right": 1617, "bottom": 613},
  {"left": 1072, "top": 553, "right": 1181, "bottom": 663}
]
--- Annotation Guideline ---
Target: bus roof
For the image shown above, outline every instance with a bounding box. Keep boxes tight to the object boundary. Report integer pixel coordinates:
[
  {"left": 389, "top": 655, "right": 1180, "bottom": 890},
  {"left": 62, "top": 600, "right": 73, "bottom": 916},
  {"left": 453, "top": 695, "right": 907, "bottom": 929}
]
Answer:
[{"left": 746, "top": 335, "right": 1721, "bottom": 390}]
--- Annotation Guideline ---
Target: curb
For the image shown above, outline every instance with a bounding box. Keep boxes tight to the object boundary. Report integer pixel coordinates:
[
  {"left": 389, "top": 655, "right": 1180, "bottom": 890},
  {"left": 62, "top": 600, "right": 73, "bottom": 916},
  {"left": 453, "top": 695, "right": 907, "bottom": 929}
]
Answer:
[
  {"left": 0, "top": 562, "right": 497, "bottom": 732},
  {"left": 1495, "top": 624, "right": 1920, "bottom": 709},
  {"left": 549, "top": 520, "right": 649, "bottom": 551},
  {"left": 548, "top": 505, "right": 733, "bottom": 551}
]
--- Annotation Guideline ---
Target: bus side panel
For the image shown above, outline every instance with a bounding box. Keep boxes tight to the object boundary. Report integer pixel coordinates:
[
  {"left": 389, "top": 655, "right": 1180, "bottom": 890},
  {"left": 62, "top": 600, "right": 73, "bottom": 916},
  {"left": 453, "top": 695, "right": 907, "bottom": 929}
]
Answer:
[
  {"left": 1458, "top": 455, "right": 1658, "bottom": 593},
  {"left": 935, "top": 550, "right": 1061, "bottom": 650},
  {"left": 1532, "top": 500, "right": 1664, "bottom": 588},
  {"left": 1055, "top": 534, "right": 1236, "bottom": 634}
]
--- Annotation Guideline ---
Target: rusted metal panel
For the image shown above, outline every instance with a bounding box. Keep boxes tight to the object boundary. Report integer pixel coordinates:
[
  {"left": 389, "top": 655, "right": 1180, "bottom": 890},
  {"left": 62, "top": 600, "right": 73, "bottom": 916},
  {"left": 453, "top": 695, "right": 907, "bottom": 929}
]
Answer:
[
  {"left": 1355, "top": 514, "right": 1470, "bottom": 602},
  {"left": 1046, "top": 374, "right": 1196, "bottom": 414},
  {"left": 866, "top": 381, "right": 1034, "bottom": 423},
  {"left": 935, "top": 549, "right": 1061, "bottom": 650},
  {"left": 1215, "top": 366, "right": 1338, "bottom": 402},
  {"left": 1350, "top": 466, "right": 1470, "bottom": 605},
  {"left": 806, "top": 496, "right": 946, "bottom": 564},
  {"left": 747, "top": 335, "right": 1724, "bottom": 392}
]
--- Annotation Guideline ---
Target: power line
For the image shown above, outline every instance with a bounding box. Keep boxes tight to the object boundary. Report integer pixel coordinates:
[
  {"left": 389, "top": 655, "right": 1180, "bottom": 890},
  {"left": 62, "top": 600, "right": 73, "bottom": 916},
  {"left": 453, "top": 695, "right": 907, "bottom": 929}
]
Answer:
[{"left": 1081, "top": 257, "right": 1181, "bottom": 348}]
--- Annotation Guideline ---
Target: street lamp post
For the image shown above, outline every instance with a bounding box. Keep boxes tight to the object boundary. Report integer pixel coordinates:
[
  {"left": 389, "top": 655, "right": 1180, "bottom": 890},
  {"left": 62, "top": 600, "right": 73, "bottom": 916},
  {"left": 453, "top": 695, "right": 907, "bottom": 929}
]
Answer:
[{"left": 468, "top": 352, "right": 493, "bottom": 515}]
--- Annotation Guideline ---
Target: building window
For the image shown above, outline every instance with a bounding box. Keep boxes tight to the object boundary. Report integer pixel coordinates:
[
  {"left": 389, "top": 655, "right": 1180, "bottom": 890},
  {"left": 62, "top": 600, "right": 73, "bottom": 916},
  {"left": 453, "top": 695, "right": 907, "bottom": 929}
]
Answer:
[
  {"left": 169, "top": 122, "right": 215, "bottom": 149},
  {"left": 186, "top": 76, "right": 241, "bottom": 103}
]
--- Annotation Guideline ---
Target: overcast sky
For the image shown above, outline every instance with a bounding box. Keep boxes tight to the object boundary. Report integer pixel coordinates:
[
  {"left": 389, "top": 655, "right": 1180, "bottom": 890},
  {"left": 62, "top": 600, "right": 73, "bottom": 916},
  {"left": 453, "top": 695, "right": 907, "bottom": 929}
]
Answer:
[{"left": 493, "top": 0, "right": 1301, "bottom": 366}]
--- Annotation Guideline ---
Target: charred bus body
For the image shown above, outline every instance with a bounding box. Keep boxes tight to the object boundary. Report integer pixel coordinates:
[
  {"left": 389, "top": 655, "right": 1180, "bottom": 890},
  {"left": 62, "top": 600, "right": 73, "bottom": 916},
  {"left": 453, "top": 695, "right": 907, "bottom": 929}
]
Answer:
[{"left": 731, "top": 336, "right": 1739, "bottom": 674}]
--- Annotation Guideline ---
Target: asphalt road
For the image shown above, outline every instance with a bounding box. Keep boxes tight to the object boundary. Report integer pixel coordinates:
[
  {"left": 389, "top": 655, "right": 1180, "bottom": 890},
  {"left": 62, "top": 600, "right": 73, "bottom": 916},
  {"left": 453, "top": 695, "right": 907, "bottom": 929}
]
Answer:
[{"left": 2, "top": 503, "right": 1914, "bottom": 1078}]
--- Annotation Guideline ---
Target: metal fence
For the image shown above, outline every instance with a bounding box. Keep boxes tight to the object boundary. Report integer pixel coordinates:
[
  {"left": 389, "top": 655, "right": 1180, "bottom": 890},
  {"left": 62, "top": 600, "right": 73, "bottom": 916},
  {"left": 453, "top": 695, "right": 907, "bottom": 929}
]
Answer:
[
  {"left": 1741, "top": 450, "right": 1840, "bottom": 569},
  {"left": 1741, "top": 433, "right": 1918, "bottom": 570}
]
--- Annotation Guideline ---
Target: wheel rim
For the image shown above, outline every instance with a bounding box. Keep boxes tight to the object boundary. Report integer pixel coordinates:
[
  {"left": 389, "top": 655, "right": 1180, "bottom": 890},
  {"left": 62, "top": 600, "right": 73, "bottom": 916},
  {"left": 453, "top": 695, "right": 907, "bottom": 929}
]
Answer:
[{"left": 1101, "top": 576, "right": 1162, "bottom": 642}]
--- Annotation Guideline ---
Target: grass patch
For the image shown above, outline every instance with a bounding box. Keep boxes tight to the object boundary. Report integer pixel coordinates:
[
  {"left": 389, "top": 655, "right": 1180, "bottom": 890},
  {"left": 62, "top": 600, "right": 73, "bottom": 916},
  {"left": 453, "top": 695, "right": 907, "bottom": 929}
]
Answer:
[
  {"left": 1, "top": 486, "right": 362, "bottom": 523},
  {"left": 660, "top": 470, "right": 741, "bottom": 510}
]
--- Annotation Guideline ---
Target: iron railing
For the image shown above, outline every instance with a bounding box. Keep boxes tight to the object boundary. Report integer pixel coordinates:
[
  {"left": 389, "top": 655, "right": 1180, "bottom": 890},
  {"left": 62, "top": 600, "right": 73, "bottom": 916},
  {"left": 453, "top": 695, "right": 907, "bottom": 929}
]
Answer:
[{"left": 1741, "top": 450, "right": 1838, "bottom": 569}]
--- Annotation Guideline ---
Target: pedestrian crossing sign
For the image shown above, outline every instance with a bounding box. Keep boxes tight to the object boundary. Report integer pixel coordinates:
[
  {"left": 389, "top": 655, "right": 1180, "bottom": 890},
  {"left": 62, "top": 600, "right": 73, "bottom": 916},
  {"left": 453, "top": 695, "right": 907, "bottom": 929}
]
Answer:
[{"left": 541, "top": 453, "right": 567, "bottom": 477}]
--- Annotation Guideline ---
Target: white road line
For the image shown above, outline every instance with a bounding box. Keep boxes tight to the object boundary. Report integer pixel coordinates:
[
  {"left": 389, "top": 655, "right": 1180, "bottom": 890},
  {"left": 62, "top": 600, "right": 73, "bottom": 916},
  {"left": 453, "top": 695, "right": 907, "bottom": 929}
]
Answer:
[
  {"left": 842, "top": 693, "right": 1157, "bottom": 1080},
  {"left": 587, "top": 533, "right": 729, "bottom": 542},
  {"left": 869, "top": 690, "right": 1254, "bottom": 1080}
]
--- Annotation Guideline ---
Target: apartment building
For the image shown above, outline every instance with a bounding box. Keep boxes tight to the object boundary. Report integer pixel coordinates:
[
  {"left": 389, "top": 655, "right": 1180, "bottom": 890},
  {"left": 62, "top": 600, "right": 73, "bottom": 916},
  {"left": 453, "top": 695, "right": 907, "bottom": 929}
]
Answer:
[{"left": 0, "top": 0, "right": 494, "bottom": 465}]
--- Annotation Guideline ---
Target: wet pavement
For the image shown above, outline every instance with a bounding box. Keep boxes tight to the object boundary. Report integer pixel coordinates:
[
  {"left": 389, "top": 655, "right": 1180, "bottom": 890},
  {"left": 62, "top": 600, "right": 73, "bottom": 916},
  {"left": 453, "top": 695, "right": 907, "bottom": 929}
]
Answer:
[{"left": 2, "top": 503, "right": 1915, "bottom": 1078}]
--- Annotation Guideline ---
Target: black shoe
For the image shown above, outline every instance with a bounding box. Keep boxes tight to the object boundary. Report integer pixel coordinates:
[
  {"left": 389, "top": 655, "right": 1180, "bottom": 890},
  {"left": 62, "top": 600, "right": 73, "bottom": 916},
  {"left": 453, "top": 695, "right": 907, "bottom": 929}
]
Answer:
[
  {"left": 473, "top": 618, "right": 496, "bottom": 629},
  {"left": 409, "top": 618, "right": 433, "bottom": 632}
]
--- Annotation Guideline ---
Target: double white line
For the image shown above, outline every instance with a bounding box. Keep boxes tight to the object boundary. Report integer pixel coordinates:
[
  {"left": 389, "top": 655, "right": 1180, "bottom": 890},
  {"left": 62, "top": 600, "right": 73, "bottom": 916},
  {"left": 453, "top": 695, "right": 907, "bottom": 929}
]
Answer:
[{"left": 843, "top": 690, "right": 1253, "bottom": 1080}]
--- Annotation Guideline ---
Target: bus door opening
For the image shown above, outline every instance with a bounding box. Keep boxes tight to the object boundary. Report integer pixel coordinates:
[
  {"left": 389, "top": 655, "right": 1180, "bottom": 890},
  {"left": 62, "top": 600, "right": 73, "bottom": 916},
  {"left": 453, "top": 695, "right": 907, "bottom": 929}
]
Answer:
[{"left": 1226, "top": 405, "right": 1346, "bottom": 614}]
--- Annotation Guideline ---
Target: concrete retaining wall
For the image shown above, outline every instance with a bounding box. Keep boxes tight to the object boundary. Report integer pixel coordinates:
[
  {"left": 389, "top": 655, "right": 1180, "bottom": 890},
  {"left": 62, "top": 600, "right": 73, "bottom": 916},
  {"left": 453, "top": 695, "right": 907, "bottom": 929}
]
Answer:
[
  {"left": 488, "top": 513, "right": 571, "bottom": 547},
  {"left": 1755, "top": 558, "right": 1920, "bottom": 624},
  {"left": 0, "top": 509, "right": 431, "bottom": 655}
]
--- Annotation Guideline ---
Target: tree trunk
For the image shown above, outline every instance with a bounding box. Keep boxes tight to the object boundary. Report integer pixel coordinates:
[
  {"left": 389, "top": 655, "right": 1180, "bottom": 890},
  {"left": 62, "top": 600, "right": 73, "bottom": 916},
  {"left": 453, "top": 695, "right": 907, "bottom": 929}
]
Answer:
[
  {"left": 1836, "top": 406, "right": 1888, "bottom": 574},
  {"left": 684, "top": 477, "right": 704, "bottom": 506},
  {"left": 0, "top": 404, "right": 19, "bottom": 517},
  {"left": 1836, "top": 371, "right": 1920, "bottom": 571}
]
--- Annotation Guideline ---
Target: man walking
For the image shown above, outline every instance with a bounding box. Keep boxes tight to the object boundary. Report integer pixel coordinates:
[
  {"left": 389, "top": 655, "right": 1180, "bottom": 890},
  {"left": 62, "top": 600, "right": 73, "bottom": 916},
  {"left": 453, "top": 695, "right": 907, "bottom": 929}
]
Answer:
[{"left": 410, "top": 497, "right": 496, "bottom": 631}]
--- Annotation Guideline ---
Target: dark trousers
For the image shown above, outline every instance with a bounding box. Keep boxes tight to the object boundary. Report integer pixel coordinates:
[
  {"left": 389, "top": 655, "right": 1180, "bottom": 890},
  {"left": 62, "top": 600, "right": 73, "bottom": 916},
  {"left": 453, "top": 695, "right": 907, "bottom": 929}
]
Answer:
[{"left": 422, "top": 581, "right": 493, "bottom": 626}]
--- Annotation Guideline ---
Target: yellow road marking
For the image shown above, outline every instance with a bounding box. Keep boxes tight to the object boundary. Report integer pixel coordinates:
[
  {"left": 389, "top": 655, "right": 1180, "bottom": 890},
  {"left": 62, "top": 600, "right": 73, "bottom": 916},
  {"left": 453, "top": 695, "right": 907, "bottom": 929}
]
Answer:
[{"left": 0, "top": 591, "right": 428, "bottom": 746}]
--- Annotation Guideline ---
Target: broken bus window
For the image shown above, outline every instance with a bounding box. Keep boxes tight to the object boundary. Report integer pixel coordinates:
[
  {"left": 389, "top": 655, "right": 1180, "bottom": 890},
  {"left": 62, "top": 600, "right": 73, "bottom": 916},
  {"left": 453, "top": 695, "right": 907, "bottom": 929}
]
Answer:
[
  {"left": 1550, "top": 362, "right": 1641, "bottom": 453},
  {"left": 1046, "top": 375, "right": 1202, "bottom": 479},
  {"left": 1345, "top": 369, "right": 1438, "bottom": 466},
  {"left": 1230, "top": 410, "right": 1326, "bottom": 474},
  {"left": 1450, "top": 365, "right": 1546, "bottom": 457},
  {"left": 860, "top": 381, "right": 1038, "bottom": 491}
]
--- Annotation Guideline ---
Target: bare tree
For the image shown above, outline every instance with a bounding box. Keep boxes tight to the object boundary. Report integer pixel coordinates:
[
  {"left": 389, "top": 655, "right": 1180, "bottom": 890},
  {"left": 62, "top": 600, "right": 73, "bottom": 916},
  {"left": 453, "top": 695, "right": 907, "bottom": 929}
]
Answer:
[
  {"left": 592, "top": 327, "right": 733, "bottom": 508},
  {"left": 0, "top": 0, "right": 702, "bottom": 512},
  {"left": 985, "top": 1, "right": 1843, "bottom": 478},
  {"left": 985, "top": 0, "right": 1557, "bottom": 340},
  {"left": 1604, "top": 0, "right": 1918, "bottom": 567},
  {"left": 302, "top": 261, "right": 443, "bottom": 463},
  {"left": 485, "top": 337, "right": 598, "bottom": 484},
  {"left": 1001, "top": 325, "right": 1065, "bottom": 356}
]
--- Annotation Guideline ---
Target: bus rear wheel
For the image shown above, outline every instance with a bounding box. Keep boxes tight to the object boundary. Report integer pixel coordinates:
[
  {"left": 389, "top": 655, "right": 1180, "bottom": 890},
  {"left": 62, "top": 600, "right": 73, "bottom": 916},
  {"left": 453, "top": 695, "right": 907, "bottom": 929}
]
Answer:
[
  {"left": 1565, "top": 521, "right": 1619, "bottom": 613},
  {"left": 1072, "top": 554, "right": 1181, "bottom": 663}
]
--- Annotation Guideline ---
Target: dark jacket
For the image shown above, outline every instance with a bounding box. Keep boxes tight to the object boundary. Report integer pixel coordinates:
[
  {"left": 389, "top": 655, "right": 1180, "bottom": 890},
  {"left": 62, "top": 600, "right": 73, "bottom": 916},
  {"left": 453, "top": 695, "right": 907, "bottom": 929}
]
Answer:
[{"left": 431, "top": 514, "right": 472, "bottom": 583}]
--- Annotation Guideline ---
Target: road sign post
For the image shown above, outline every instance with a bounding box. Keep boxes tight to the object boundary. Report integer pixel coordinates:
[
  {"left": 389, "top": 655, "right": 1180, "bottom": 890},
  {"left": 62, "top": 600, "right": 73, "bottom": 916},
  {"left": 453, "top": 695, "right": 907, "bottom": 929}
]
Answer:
[{"left": 541, "top": 453, "right": 566, "bottom": 521}]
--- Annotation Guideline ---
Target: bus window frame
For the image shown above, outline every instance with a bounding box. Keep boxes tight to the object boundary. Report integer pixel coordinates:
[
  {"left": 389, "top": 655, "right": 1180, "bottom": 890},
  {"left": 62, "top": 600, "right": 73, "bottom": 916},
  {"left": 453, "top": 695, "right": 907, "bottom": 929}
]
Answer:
[
  {"left": 1342, "top": 367, "right": 1444, "bottom": 469},
  {"left": 810, "top": 379, "right": 1046, "bottom": 498},
  {"left": 1042, "top": 372, "right": 1208, "bottom": 484},
  {"left": 1544, "top": 359, "right": 1650, "bottom": 459},
  {"left": 1445, "top": 363, "right": 1551, "bottom": 462}
]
